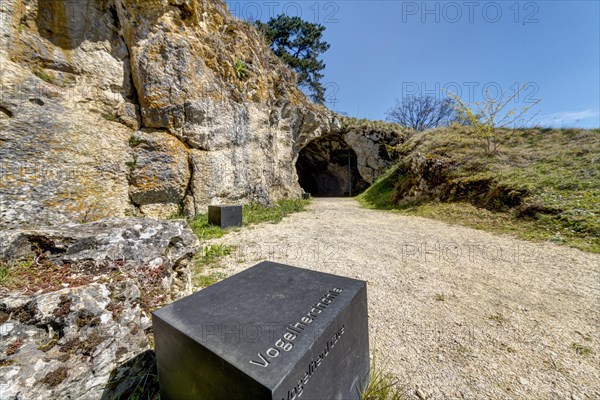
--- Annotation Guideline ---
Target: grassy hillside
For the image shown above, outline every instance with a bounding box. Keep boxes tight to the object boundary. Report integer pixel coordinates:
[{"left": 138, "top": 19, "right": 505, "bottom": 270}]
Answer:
[{"left": 358, "top": 127, "right": 600, "bottom": 253}]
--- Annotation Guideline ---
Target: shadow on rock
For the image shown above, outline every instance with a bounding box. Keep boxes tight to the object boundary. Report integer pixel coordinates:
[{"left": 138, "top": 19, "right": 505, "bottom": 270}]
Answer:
[{"left": 101, "top": 349, "right": 160, "bottom": 400}]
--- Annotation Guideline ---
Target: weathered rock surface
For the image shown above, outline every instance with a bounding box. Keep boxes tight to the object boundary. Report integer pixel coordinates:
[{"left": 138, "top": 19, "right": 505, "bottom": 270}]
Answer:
[
  {"left": 0, "top": 217, "right": 200, "bottom": 298},
  {"left": 0, "top": 0, "right": 138, "bottom": 229},
  {"left": 0, "top": 0, "right": 344, "bottom": 229},
  {"left": 0, "top": 281, "right": 151, "bottom": 400},
  {"left": 296, "top": 120, "right": 405, "bottom": 196},
  {"left": 0, "top": 1, "right": 408, "bottom": 398},
  {"left": 392, "top": 151, "right": 528, "bottom": 211},
  {"left": 296, "top": 133, "right": 369, "bottom": 196},
  {"left": 113, "top": 0, "right": 341, "bottom": 213},
  {"left": 128, "top": 130, "right": 191, "bottom": 217},
  {"left": 0, "top": 218, "right": 199, "bottom": 399},
  {"left": 343, "top": 127, "right": 404, "bottom": 184}
]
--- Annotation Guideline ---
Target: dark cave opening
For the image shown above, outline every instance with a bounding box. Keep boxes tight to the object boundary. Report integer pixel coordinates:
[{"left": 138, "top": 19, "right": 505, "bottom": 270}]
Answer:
[{"left": 295, "top": 134, "right": 369, "bottom": 197}]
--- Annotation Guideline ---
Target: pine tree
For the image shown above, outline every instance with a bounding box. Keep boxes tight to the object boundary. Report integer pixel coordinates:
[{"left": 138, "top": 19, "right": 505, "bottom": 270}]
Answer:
[{"left": 256, "top": 15, "right": 330, "bottom": 104}]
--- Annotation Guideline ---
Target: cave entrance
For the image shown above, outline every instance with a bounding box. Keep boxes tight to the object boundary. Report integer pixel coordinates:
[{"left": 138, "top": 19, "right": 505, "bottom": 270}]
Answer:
[{"left": 296, "top": 133, "right": 369, "bottom": 197}]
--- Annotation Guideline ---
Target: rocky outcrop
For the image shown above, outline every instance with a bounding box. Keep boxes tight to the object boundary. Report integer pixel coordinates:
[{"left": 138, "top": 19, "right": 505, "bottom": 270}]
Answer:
[
  {"left": 0, "top": 217, "right": 200, "bottom": 298},
  {"left": 0, "top": 218, "right": 199, "bottom": 399},
  {"left": 0, "top": 1, "right": 408, "bottom": 398},
  {"left": 0, "top": 0, "right": 340, "bottom": 229},
  {"left": 296, "top": 133, "right": 369, "bottom": 196},
  {"left": 391, "top": 152, "right": 529, "bottom": 211},
  {"left": 0, "top": 0, "right": 140, "bottom": 229},
  {"left": 0, "top": 0, "right": 407, "bottom": 228},
  {"left": 112, "top": 0, "right": 339, "bottom": 213},
  {"left": 0, "top": 281, "right": 150, "bottom": 400},
  {"left": 340, "top": 119, "right": 405, "bottom": 184}
]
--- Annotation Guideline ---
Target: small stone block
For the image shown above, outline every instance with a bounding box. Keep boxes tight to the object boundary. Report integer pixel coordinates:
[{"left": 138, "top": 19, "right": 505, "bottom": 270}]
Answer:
[
  {"left": 302, "top": 192, "right": 311, "bottom": 199},
  {"left": 152, "top": 261, "right": 370, "bottom": 400},
  {"left": 208, "top": 205, "right": 242, "bottom": 228}
]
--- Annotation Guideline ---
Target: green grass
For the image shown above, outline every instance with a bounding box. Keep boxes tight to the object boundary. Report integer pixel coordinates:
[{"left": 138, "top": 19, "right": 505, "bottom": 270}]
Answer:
[
  {"left": 187, "top": 198, "right": 311, "bottom": 240},
  {"left": 243, "top": 198, "right": 311, "bottom": 225},
  {"left": 32, "top": 68, "right": 55, "bottom": 84},
  {"left": 358, "top": 128, "right": 600, "bottom": 253},
  {"left": 187, "top": 215, "right": 227, "bottom": 240},
  {"left": 359, "top": 356, "right": 407, "bottom": 400},
  {"left": 0, "top": 256, "right": 35, "bottom": 288},
  {"left": 194, "top": 271, "right": 228, "bottom": 288},
  {"left": 195, "top": 244, "right": 236, "bottom": 268},
  {"left": 0, "top": 262, "right": 10, "bottom": 285},
  {"left": 397, "top": 202, "right": 599, "bottom": 253},
  {"left": 571, "top": 342, "right": 594, "bottom": 356},
  {"left": 191, "top": 244, "right": 236, "bottom": 288},
  {"left": 188, "top": 199, "right": 311, "bottom": 288},
  {"left": 358, "top": 166, "right": 399, "bottom": 210}
]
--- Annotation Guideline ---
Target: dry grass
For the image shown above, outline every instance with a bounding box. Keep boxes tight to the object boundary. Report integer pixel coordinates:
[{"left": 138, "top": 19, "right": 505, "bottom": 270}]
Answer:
[
  {"left": 360, "top": 355, "right": 408, "bottom": 400},
  {"left": 0, "top": 254, "right": 95, "bottom": 295},
  {"left": 341, "top": 116, "right": 407, "bottom": 138},
  {"left": 359, "top": 127, "right": 600, "bottom": 252}
]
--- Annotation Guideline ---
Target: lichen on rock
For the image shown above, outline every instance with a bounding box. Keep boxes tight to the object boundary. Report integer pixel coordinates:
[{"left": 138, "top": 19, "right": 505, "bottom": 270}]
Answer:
[{"left": 0, "top": 218, "right": 199, "bottom": 399}]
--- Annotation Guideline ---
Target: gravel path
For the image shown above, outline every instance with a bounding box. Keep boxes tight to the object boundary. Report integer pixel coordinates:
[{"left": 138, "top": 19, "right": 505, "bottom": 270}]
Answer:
[{"left": 206, "top": 198, "right": 600, "bottom": 399}]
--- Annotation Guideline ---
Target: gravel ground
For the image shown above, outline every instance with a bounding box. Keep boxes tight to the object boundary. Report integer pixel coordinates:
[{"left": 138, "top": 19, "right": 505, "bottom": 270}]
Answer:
[{"left": 205, "top": 198, "right": 600, "bottom": 400}]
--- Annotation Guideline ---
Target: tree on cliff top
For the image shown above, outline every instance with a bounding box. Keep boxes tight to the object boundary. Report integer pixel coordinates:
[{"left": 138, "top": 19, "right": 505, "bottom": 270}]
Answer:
[{"left": 255, "top": 15, "right": 330, "bottom": 104}]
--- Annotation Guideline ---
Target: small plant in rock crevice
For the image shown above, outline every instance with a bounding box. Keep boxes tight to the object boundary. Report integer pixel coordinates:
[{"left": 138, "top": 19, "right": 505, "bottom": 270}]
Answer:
[
  {"left": 32, "top": 68, "right": 55, "bottom": 84},
  {"left": 234, "top": 59, "right": 248, "bottom": 79}
]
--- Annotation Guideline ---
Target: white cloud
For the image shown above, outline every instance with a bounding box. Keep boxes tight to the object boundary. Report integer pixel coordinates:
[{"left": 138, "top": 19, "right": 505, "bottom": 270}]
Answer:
[{"left": 534, "top": 109, "right": 600, "bottom": 126}]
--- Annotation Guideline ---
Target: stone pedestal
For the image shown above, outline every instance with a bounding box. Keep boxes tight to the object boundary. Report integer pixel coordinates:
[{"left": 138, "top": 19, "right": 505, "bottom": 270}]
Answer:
[
  {"left": 208, "top": 205, "right": 242, "bottom": 228},
  {"left": 153, "top": 261, "right": 370, "bottom": 400}
]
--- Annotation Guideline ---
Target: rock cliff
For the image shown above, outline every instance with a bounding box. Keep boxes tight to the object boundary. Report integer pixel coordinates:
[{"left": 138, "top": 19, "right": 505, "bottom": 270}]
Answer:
[{"left": 0, "top": 0, "right": 340, "bottom": 228}]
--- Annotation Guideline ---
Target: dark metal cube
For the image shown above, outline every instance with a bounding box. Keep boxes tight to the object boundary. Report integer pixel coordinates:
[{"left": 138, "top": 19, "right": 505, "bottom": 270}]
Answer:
[
  {"left": 208, "top": 205, "right": 242, "bottom": 229},
  {"left": 152, "top": 261, "right": 370, "bottom": 400}
]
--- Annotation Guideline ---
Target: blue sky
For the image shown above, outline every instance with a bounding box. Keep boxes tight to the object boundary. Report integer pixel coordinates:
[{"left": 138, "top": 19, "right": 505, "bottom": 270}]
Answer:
[{"left": 226, "top": 1, "right": 600, "bottom": 128}]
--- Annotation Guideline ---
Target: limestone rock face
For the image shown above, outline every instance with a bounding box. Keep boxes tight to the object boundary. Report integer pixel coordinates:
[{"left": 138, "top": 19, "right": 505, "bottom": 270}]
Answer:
[
  {"left": 0, "top": 0, "right": 344, "bottom": 228},
  {"left": 113, "top": 0, "right": 339, "bottom": 212},
  {"left": 128, "top": 130, "right": 191, "bottom": 214},
  {"left": 393, "top": 151, "right": 528, "bottom": 210},
  {"left": 0, "top": 1, "right": 405, "bottom": 398},
  {"left": 296, "top": 120, "right": 406, "bottom": 196},
  {"left": 0, "top": 281, "right": 151, "bottom": 400},
  {"left": 0, "top": 0, "right": 397, "bottom": 225},
  {"left": 0, "top": 218, "right": 200, "bottom": 399},
  {"left": 343, "top": 128, "right": 403, "bottom": 184},
  {"left": 0, "top": 218, "right": 200, "bottom": 298},
  {"left": 0, "top": 0, "right": 138, "bottom": 228}
]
